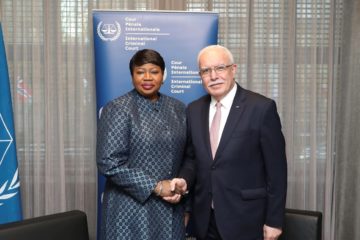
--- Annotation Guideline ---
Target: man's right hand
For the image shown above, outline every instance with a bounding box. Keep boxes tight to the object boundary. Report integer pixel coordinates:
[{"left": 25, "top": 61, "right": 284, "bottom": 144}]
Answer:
[
  {"left": 162, "top": 178, "right": 188, "bottom": 204},
  {"left": 170, "top": 178, "right": 188, "bottom": 195}
]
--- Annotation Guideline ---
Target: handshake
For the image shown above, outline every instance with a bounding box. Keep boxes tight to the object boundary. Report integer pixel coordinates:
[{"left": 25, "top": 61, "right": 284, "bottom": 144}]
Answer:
[{"left": 154, "top": 178, "right": 188, "bottom": 204}]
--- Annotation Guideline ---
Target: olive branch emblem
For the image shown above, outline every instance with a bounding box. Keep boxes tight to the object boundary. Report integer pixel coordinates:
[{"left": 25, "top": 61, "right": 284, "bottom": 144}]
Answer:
[{"left": 0, "top": 168, "right": 20, "bottom": 206}]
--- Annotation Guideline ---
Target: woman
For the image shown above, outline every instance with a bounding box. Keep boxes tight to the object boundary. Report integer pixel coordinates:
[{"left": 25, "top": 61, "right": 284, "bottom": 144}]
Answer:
[{"left": 96, "top": 49, "right": 186, "bottom": 240}]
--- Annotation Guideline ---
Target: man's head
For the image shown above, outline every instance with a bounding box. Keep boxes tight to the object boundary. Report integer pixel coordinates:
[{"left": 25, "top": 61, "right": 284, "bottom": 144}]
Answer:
[{"left": 198, "top": 45, "right": 237, "bottom": 101}]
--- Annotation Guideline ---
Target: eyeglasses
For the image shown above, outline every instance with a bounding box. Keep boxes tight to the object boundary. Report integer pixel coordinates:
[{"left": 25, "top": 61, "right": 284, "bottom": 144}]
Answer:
[{"left": 199, "top": 64, "right": 233, "bottom": 77}]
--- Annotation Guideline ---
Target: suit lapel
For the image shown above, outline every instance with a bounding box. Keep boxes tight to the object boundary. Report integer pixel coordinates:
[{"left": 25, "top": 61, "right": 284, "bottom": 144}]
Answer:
[
  {"left": 199, "top": 96, "right": 213, "bottom": 160},
  {"left": 214, "top": 86, "right": 246, "bottom": 160}
]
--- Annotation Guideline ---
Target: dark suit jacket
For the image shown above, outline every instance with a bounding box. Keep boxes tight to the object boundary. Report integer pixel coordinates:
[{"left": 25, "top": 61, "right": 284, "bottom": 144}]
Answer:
[{"left": 180, "top": 84, "right": 287, "bottom": 240}]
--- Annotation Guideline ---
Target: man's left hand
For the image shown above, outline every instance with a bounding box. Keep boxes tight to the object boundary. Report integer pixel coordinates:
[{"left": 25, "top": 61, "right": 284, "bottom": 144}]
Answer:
[{"left": 263, "top": 224, "right": 282, "bottom": 240}]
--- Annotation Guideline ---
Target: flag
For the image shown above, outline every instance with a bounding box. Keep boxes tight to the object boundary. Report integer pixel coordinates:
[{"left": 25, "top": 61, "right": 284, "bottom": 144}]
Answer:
[{"left": 0, "top": 23, "right": 22, "bottom": 224}]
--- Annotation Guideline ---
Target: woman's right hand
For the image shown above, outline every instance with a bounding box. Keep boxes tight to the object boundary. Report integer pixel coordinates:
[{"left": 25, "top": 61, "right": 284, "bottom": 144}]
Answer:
[{"left": 154, "top": 180, "right": 182, "bottom": 203}]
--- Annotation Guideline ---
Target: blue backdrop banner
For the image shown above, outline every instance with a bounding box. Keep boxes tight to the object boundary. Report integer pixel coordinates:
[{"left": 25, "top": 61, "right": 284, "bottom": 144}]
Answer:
[
  {"left": 0, "top": 23, "right": 22, "bottom": 224},
  {"left": 93, "top": 10, "right": 218, "bottom": 238}
]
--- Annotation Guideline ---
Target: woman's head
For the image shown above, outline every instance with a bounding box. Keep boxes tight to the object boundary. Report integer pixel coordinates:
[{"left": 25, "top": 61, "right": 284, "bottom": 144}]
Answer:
[
  {"left": 129, "top": 49, "right": 165, "bottom": 76},
  {"left": 129, "top": 49, "right": 165, "bottom": 101}
]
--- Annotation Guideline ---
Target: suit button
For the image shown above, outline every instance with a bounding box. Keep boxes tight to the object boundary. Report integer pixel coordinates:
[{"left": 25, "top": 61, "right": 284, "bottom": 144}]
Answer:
[{"left": 211, "top": 166, "right": 215, "bottom": 169}]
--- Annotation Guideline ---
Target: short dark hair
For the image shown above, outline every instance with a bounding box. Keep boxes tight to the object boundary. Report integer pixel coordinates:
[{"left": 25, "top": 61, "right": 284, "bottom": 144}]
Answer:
[{"left": 129, "top": 49, "right": 165, "bottom": 76}]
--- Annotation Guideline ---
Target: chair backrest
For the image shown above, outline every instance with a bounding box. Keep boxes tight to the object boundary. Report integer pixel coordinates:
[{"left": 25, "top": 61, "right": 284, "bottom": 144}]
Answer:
[
  {"left": 279, "top": 208, "right": 322, "bottom": 240},
  {"left": 0, "top": 210, "right": 89, "bottom": 240}
]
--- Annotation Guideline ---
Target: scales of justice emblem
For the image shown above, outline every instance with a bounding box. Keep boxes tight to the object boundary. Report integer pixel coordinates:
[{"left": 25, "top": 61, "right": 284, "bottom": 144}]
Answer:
[{"left": 97, "top": 21, "right": 121, "bottom": 42}]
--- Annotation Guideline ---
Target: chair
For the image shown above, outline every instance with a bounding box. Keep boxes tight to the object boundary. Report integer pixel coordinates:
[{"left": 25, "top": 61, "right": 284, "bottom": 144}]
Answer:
[
  {"left": 0, "top": 210, "right": 89, "bottom": 240},
  {"left": 279, "top": 208, "right": 322, "bottom": 240}
]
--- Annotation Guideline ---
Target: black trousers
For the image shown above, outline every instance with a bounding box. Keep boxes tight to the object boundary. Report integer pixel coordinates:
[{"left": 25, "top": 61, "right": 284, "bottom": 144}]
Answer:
[
  {"left": 198, "top": 209, "right": 266, "bottom": 240},
  {"left": 198, "top": 209, "right": 223, "bottom": 240}
]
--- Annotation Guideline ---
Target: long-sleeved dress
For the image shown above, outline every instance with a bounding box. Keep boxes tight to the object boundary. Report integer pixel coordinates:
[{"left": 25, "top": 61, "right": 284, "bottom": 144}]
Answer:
[{"left": 97, "top": 89, "right": 187, "bottom": 240}]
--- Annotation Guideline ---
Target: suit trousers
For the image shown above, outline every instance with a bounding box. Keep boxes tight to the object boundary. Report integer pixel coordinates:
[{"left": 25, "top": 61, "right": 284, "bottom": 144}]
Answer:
[
  {"left": 198, "top": 209, "right": 223, "bottom": 240},
  {"left": 198, "top": 209, "right": 265, "bottom": 240}
]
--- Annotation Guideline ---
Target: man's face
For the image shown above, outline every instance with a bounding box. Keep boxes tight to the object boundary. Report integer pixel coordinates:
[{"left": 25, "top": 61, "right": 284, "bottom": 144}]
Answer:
[{"left": 198, "top": 49, "right": 237, "bottom": 101}]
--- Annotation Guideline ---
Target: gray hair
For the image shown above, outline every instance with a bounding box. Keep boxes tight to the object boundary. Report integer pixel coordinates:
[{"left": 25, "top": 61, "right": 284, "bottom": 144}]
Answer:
[{"left": 197, "top": 45, "right": 234, "bottom": 66}]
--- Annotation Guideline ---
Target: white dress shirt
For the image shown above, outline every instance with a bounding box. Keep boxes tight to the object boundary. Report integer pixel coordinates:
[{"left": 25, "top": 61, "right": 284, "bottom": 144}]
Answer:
[{"left": 208, "top": 83, "right": 237, "bottom": 142}]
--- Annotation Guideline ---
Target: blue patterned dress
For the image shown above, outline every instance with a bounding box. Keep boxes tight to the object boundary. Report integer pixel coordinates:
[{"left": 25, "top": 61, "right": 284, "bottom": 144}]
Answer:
[{"left": 97, "top": 89, "right": 187, "bottom": 240}]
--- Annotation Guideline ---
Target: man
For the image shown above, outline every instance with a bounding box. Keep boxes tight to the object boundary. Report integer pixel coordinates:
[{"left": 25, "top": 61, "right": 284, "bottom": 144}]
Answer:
[{"left": 170, "top": 45, "right": 287, "bottom": 240}]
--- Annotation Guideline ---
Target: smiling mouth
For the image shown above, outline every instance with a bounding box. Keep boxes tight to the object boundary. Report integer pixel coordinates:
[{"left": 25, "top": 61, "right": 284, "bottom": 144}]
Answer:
[
  {"left": 208, "top": 80, "right": 225, "bottom": 87},
  {"left": 142, "top": 84, "right": 154, "bottom": 90}
]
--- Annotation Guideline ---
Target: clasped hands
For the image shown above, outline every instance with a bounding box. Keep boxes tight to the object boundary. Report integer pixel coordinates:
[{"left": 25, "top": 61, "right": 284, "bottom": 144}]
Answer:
[{"left": 154, "top": 178, "right": 187, "bottom": 204}]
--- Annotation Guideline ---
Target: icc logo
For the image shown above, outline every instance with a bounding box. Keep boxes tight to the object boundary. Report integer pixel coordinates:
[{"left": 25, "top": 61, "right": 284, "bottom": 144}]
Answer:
[{"left": 97, "top": 21, "right": 121, "bottom": 42}]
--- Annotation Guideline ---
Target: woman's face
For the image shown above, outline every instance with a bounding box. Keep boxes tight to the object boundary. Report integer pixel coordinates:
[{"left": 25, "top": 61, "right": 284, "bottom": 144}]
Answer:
[{"left": 132, "top": 63, "right": 163, "bottom": 101}]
